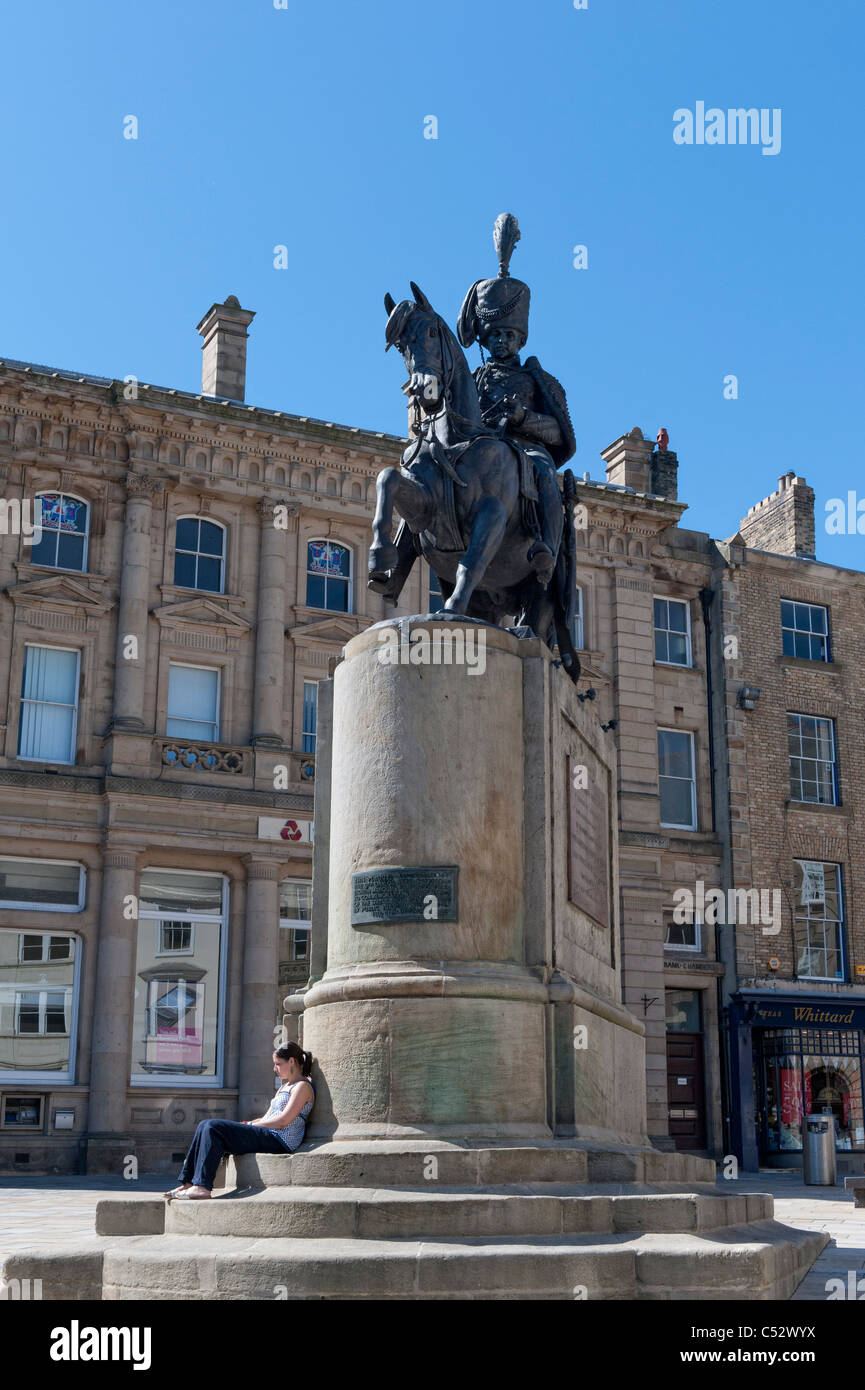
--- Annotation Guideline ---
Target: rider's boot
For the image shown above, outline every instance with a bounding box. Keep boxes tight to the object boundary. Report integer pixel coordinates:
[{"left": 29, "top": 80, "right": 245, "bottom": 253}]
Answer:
[
  {"left": 528, "top": 539, "right": 555, "bottom": 585},
  {"left": 528, "top": 466, "right": 563, "bottom": 586}
]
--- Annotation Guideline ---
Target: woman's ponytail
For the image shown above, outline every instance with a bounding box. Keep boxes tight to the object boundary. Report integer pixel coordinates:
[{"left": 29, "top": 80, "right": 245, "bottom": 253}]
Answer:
[{"left": 275, "top": 1041, "right": 313, "bottom": 1077}]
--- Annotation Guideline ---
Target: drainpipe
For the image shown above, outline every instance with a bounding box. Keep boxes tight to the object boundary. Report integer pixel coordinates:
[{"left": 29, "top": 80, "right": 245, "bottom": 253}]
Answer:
[{"left": 700, "top": 585, "right": 734, "bottom": 1158}]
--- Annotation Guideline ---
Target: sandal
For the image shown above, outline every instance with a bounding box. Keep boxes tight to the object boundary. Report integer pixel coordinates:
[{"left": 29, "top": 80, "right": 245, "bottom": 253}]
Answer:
[
  {"left": 163, "top": 1185, "right": 191, "bottom": 1199},
  {"left": 173, "top": 1188, "right": 212, "bottom": 1200}
]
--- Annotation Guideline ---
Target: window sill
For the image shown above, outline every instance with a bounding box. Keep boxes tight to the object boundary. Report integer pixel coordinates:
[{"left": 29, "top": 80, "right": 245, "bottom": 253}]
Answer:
[
  {"left": 786, "top": 800, "right": 845, "bottom": 815},
  {"left": 14, "top": 758, "right": 76, "bottom": 769},
  {"left": 654, "top": 661, "right": 700, "bottom": 673},
  {"left": 778, "top": 655, "right": 841, "bottom": 673},
  {"left": 14, "top": 561, "right": 107, "bottom": 586}
]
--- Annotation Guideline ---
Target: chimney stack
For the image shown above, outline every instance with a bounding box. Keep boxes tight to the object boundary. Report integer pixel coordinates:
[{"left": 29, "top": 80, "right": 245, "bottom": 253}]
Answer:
[
  {"left": 600, "top": 427, "right": 655, "bottom": 492},
  {"left": 737, "top": 472, "right": 815, "bottom": 558},
  {"left": 196, "top": 295, "right": 256, "bottom": 402}
]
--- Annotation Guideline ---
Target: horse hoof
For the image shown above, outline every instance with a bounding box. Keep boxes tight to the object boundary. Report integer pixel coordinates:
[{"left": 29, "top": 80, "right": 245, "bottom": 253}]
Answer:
[{"left": 369, "top": 544, "right": 399, "bottom": 574}]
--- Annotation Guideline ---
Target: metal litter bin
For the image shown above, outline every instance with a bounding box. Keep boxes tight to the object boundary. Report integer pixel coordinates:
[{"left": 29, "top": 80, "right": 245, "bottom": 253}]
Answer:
[{"left": 803, "top": 1113, "right": 837, "bottom": 1185}]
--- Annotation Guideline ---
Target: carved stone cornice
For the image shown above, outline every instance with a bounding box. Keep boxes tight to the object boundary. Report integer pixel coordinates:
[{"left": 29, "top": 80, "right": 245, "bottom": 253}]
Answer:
[{"left": 125, "top": 471, "right": 164, "bottom": 497}]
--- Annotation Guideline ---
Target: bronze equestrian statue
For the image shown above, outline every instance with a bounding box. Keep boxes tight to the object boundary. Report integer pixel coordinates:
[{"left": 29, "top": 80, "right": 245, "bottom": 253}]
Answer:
[{"left": 368, "top": 213, "right": 580, "bottom": 681}]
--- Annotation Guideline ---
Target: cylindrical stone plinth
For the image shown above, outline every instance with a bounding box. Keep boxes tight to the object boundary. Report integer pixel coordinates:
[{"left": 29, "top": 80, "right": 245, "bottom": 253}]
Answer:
[{"left": 302, "top": 618, "right": 550, "bottom": 1139}]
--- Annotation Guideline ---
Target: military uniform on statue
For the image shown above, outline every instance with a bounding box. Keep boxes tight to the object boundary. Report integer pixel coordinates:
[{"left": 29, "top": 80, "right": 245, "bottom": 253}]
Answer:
[{"left": 457, "top": 213, "right": 576, "bottom": 583}]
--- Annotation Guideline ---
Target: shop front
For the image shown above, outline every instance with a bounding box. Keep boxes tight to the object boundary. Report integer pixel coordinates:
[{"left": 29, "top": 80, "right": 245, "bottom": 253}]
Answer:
[{"left": 728, "top": 994, "right": 865, "bottom": 1174}]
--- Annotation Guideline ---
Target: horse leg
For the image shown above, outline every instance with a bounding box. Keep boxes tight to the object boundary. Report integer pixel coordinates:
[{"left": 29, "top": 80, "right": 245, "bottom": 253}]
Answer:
[
  {"left": 445, "top": 497, "right": 508, "bottom": 615},
  {"left": 518, "top": 583, "right": 555, "bottom": 646},
  {"left": 369, "top": 469, "right": 429, "bottom": 581}
]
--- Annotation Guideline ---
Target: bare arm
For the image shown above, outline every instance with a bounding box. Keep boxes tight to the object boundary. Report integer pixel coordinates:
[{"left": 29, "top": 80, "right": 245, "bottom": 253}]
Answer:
[{"left": 248, "top": 1081, "right": 313, "bottom": 1130}]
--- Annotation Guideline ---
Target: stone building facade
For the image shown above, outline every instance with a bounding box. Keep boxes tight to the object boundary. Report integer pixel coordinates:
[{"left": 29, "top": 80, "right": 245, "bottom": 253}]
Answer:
[
  {"left": 574, "top": 431, "right": 726, "bottom": 1155},
  {"left": 2, "top": 296, "right": 862, "bottom": 1176},
  {"left": 717, "top": 480, "right": 865, "bottom": 1173},
  {"left": 0, "top": 298, "right": 427, "bottom": 1173},
  {"left": 575, "top": 446, "right": 865, "bottom": 1168}
]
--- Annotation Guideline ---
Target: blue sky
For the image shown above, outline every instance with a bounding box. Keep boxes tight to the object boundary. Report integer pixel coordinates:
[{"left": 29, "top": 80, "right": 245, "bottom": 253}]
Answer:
[{"left": 1, "top": 0, "right": 862, "bottom": 564}]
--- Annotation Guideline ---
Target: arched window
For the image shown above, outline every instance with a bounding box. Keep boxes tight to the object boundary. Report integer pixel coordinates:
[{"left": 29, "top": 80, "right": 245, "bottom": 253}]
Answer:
[
  {"left": 306, "top": 540, "right": 350, "bottom": 612},
  {"left": 30, "top": 493, "right": 89, "bottom": 572},
  {"left": 174, "top": 517, "right": 225, "bottom": 593}
]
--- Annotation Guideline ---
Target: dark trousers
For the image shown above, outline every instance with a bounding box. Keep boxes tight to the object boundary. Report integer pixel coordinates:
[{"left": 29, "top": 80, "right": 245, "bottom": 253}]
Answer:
[{"left": 178, "top": 1119, "right": 290, "bottom": 1191}]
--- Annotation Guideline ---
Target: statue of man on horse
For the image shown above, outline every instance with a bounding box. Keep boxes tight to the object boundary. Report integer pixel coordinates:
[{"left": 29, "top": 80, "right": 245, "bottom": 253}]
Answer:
[{"left": 368, "top": 213, "right": 581, "bottom": 681}]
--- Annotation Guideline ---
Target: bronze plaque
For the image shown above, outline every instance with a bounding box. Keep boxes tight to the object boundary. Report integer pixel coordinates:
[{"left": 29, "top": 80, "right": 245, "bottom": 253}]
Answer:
[
  {"left": 567, "top": 755, "right": 611, "bottom": 931},
  {"left": 351, "top": 866, "right": 458, "bottom": 925}
]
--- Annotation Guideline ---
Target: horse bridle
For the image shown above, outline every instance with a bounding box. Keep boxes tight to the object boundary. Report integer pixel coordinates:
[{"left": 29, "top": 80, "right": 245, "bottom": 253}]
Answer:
[{"left": 401, "top": 314, "right": 493, "bottom": 478}]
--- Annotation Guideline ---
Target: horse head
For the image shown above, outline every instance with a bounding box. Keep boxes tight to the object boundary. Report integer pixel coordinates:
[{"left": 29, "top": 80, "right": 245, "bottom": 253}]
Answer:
[{"left": 384, "top": 282, "right": 466, "bottom": 419}]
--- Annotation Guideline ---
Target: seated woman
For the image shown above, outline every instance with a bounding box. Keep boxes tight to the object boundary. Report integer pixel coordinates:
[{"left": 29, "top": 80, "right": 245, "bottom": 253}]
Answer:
[{"left": 163, "top": 1043, "right": 315, "bottom": 1200}]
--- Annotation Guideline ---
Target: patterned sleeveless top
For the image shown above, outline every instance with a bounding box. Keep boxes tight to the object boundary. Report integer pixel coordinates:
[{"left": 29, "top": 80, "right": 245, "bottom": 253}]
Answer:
[{"left": 261, "top": 1079, "right": 315, "bottom": 1152}]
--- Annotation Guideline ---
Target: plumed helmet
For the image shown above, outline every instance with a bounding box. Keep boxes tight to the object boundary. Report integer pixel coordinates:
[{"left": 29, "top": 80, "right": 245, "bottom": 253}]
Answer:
[{"left": 457, "top": 213, "right": 530, "bottom": 348}]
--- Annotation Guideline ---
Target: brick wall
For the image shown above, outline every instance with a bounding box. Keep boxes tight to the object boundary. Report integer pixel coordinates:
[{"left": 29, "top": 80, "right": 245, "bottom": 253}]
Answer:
[{"left": 737, "top": 473, "right": 815, "bottom": 558}]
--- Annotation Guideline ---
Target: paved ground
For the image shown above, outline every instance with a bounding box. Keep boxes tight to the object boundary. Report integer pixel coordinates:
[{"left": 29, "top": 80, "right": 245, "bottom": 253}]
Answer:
[
  {"left": 722, "top": 1170, "right": 865, "bottom": 1301},
  {"left": 0, "top": 1168, "right": 861, "bottom": 1300}
]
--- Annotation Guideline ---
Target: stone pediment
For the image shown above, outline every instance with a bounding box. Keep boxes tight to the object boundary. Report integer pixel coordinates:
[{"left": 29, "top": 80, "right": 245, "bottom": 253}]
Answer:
[
  {"left": 6, "top": 572, "right": 112, "bottom": 614},
  {"left": 290, "top": 613, "right": 371, "bottom": 644},
  {"left": 151, "top": 597, "right": 252, "bottom": 636}
]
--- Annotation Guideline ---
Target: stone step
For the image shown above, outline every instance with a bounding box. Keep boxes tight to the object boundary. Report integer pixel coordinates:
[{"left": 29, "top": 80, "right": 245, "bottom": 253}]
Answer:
[
  {"left": 96, "top": 1186, "right": 771, "bottom": 1241},
  {"left": 3, "top": 1221, "right": 828, "bottom": 1300},
  {"left": 221, "top": 1142, "right": 716, "bottom": 1191}
]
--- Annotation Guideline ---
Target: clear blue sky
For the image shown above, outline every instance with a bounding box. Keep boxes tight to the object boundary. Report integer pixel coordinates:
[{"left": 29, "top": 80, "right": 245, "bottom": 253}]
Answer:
[{"left": 1, "top": 0, "right": 862, "bottom": 564}]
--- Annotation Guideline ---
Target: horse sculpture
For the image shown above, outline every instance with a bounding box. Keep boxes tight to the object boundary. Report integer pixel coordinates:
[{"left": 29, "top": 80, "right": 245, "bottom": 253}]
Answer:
[{"left": 368, "top": 282, "right": 580, "bottom": 680}]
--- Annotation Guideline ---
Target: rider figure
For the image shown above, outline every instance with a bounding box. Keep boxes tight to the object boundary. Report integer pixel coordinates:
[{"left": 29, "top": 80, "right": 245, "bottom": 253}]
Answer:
[{"left": 458, "top": 213, "right": 576, "bottom": 582}]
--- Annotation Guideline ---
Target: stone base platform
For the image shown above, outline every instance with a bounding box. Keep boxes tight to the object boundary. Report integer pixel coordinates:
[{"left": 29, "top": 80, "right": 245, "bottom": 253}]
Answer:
[{"left": 1, "top": 1142, "right": 828, "bottom": 1301}]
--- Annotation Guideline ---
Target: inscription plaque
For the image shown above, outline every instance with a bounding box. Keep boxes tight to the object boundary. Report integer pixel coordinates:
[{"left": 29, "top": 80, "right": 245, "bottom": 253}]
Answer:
[
  {"left": 351, "top": 865, "right": 458, "bottom": 925},
  {"left": 567, "top": 755, "right": 611, "bottom": 931}
]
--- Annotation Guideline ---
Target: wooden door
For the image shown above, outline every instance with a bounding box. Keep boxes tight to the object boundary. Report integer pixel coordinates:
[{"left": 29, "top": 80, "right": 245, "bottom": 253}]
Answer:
[{"left": 666, "top": 1032, "right": 707, "bottom": 1150}]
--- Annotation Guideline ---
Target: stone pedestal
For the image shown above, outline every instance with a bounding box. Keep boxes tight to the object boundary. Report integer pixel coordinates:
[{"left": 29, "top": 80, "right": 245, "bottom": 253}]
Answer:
[
  {"left": 10, "top": 622, "right": 829, "bottom": 1301},
  {"left": 301, "top": 617, "right": 648, "bottom": 1146}
]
